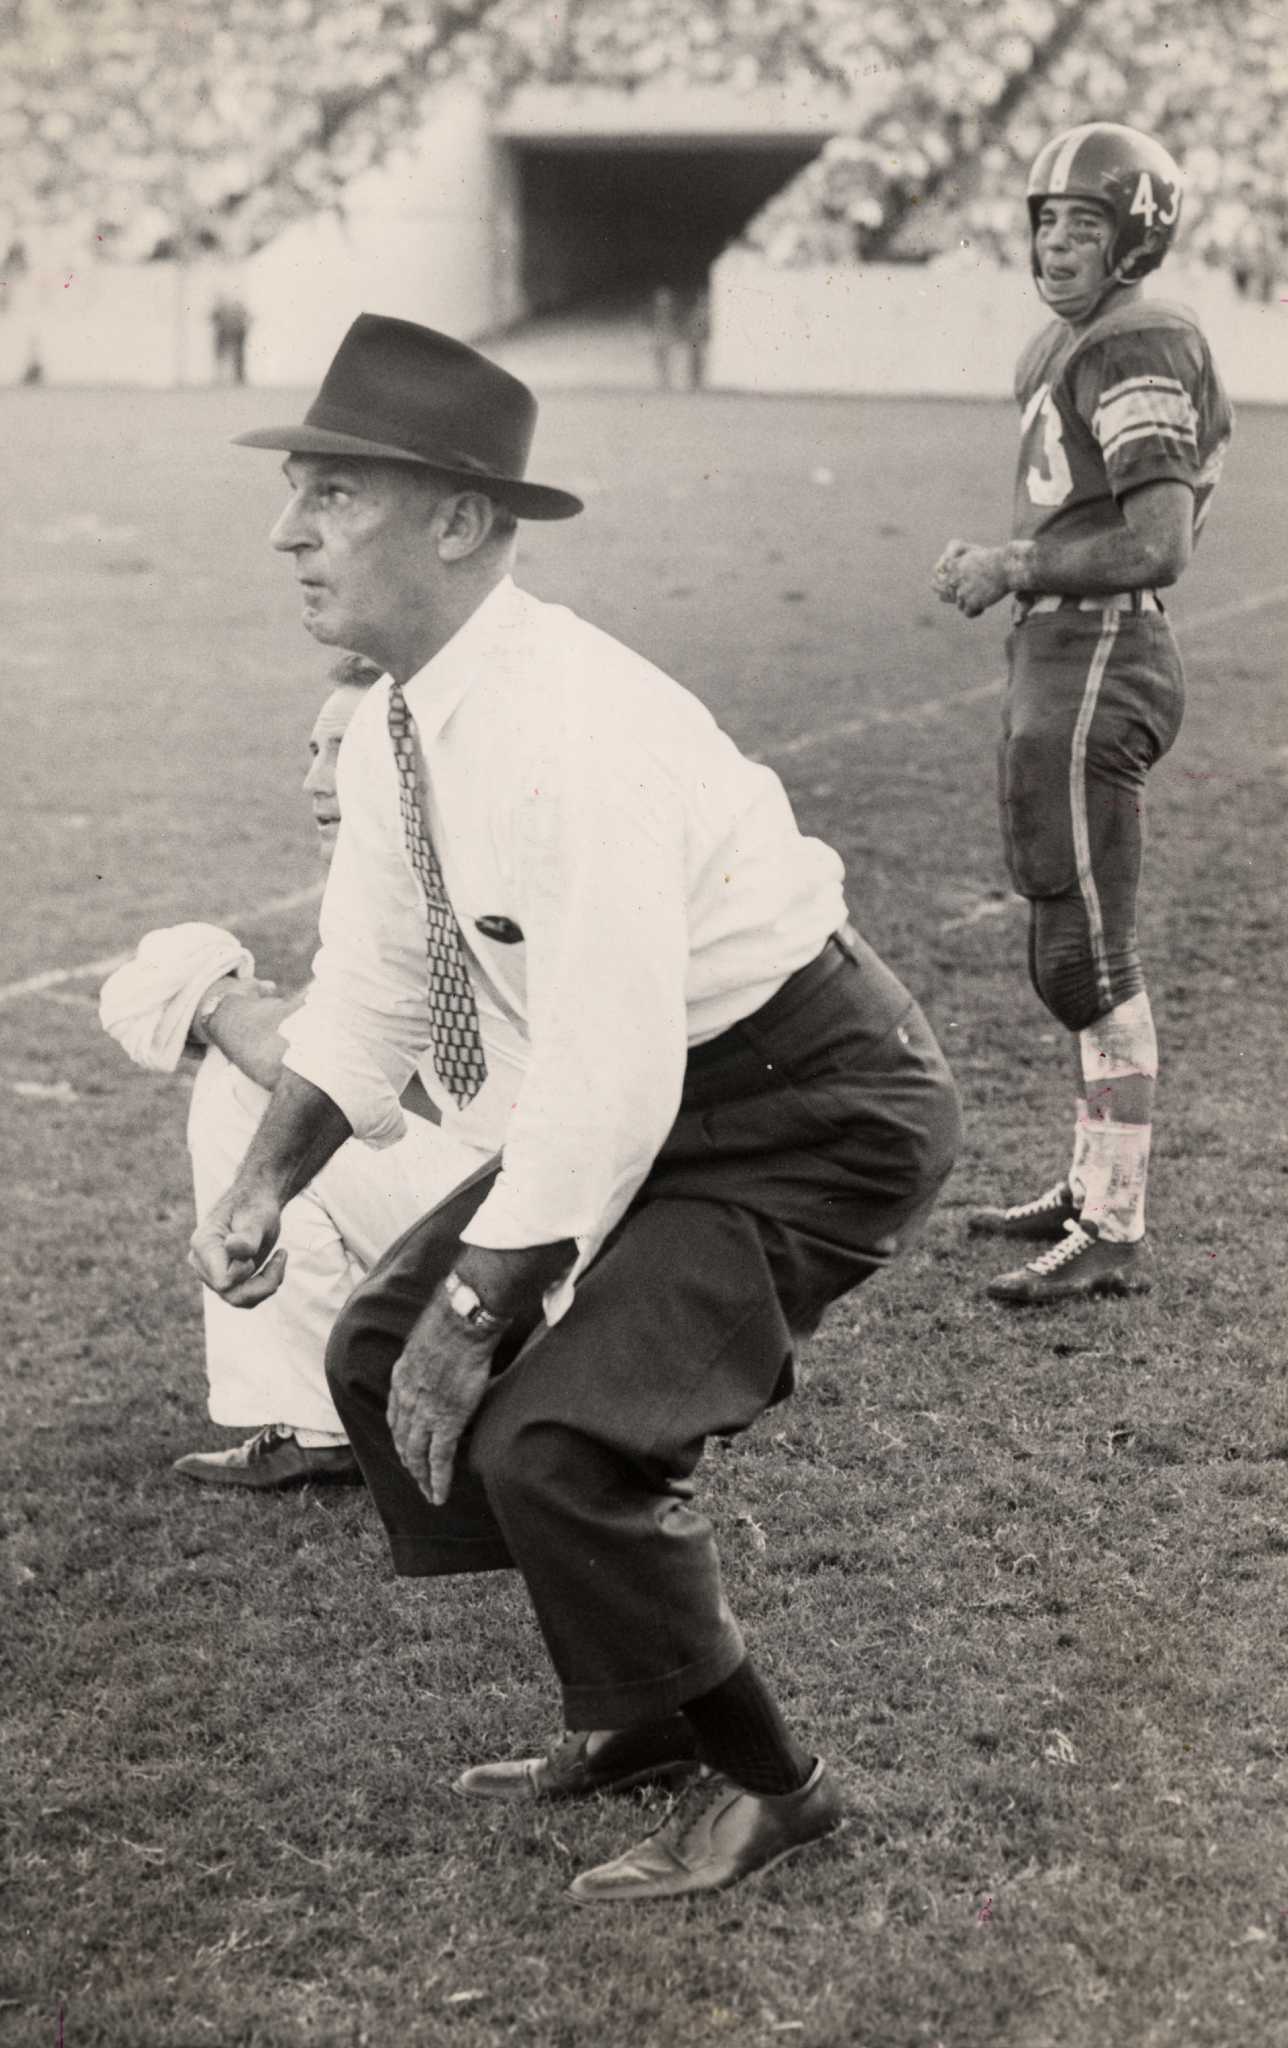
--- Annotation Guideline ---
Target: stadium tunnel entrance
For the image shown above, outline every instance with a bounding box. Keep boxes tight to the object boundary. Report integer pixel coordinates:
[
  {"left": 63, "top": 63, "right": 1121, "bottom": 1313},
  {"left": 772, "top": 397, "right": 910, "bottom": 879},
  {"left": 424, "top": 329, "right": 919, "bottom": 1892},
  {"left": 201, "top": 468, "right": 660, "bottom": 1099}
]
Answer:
[{"left": 504, "top": 137, "right": 820, "bottom": 318}]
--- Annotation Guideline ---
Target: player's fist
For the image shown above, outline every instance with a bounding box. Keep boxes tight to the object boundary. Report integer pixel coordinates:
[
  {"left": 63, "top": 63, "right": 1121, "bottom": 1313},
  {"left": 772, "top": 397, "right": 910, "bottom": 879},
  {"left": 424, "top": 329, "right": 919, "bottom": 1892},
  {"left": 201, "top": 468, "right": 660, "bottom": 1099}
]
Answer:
[
  {"left": 933, "top": 540, "right": 1010, "bottom": 618},
  {"left": 189, "top": 1182, "right": 287, "bottom": 1307},
  {"left": 931, "top": 540, "right": 968, "bottom": 603}
]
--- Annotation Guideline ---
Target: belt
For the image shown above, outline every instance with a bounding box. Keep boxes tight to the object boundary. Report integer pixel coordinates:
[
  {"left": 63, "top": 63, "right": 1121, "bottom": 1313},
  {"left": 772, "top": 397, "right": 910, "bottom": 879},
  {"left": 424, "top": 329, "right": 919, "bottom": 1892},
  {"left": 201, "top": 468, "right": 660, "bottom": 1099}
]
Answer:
[
  {"left": 1015, "top": 590, "right": 1164, "bottom": 623},
  {"left": 685, "top": 924, "right": 859, "bottom": 1074}
]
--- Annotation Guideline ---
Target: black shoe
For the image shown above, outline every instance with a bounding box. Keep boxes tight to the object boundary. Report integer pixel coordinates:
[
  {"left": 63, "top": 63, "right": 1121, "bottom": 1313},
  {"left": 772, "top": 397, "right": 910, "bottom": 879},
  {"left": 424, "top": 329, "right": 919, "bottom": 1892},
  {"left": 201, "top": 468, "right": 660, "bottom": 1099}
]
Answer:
[
  {"left": 987, "top": 1222, "right": 1152, "bottom": 1305},
  {"left": 172, "top": 1425, "right": 362, "bottom": 1489},
  {"left": 455, "top": 1721, "right": 702, "bottom": 1802},
  {"left": 967, "top": 1179, "right": 1080, "bottom": 1240},
  {"left": 567, "top": 1760, "right": 844, "bottom": 1902}
]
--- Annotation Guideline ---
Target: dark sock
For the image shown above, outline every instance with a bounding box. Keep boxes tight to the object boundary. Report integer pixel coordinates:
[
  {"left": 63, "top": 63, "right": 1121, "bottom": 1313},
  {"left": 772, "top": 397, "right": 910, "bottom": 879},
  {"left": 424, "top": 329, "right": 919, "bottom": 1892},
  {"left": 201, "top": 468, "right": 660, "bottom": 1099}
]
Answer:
[{"left": 681, "top": 1656, "right": 813, "bottom": 1795}]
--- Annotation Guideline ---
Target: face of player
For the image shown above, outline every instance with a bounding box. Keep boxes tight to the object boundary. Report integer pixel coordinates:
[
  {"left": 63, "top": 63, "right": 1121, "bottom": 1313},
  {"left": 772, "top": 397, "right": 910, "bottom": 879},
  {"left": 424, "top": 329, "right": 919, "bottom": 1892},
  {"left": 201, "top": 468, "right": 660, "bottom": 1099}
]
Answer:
[
  {"left": 1034, "top": 197, "right": 1116, "bottom": 322},
  {"left": 271, "top": 455, "right": 445, "bottom": 674},
  {"left": 302, "top": 682, "right": 366, "bottom": 864}
]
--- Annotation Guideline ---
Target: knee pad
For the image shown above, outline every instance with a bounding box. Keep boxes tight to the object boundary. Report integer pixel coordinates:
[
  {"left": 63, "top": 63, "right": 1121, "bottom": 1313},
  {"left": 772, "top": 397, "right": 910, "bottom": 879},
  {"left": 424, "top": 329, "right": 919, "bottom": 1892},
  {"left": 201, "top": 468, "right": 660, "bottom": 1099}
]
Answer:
[
  {"left": 1028, "top": 900, "right": 1147, "bottom": 1033},
  {"left": 1079, "top": 992, "right": 1158, "bottom": 1086},
  {"left": 1028, "top": 899, "right": 1108, "bottom": 1032}
]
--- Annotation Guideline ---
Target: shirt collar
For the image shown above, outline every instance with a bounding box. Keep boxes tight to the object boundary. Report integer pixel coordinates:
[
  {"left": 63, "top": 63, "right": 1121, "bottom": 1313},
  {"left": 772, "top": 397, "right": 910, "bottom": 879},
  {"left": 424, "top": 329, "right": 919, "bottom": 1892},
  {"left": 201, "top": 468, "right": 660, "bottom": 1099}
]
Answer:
[{"left": 400, "top": 575, "right": 528, "bottom": 746}]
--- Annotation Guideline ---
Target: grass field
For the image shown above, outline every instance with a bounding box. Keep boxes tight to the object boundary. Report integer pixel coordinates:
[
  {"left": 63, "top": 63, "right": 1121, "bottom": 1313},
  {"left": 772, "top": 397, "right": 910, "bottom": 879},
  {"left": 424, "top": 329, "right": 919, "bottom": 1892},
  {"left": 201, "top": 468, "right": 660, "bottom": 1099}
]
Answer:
[{"left": 4, "top": 383, "right": 1288, "bottom": 2048}]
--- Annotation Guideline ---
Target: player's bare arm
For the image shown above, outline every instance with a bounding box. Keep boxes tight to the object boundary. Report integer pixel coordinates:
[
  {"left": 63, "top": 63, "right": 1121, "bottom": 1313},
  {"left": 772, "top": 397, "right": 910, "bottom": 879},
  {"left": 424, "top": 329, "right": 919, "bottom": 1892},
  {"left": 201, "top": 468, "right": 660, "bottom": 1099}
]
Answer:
[
  {"left": 189, "top": 1068, "right": 353, "bottom": 1305},
  {"left": 194, "top": 983, "right": 307, "bottom": 1090},
  {"left": 933, "top": 480, "right": 1195, "bottom": 619}
]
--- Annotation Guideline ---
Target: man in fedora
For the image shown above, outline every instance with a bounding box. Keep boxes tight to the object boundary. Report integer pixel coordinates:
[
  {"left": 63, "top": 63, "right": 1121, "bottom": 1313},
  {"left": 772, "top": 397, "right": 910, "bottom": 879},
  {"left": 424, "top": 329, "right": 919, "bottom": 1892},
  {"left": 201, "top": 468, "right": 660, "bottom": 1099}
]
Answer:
[{"left": 190, "top": 313, "right": 960, "bottom": 1903}]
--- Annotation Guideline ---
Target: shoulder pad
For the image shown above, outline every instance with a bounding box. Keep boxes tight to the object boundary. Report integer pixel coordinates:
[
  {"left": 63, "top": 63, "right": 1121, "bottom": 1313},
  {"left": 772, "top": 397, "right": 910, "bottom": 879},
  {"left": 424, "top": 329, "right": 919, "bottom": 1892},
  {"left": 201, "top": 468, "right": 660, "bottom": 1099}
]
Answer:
[{"left": 1066, "top": 295, "right": 1202, "bottom": 374}]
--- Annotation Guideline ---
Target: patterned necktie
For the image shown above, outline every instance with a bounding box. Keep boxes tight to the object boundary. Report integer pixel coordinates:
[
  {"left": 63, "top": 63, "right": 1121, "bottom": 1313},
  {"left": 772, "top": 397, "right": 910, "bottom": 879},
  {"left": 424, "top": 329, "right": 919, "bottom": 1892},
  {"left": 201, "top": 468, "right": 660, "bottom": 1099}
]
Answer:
[{"left": 386, "top": 680, "right": 488, "bottom": 1107}]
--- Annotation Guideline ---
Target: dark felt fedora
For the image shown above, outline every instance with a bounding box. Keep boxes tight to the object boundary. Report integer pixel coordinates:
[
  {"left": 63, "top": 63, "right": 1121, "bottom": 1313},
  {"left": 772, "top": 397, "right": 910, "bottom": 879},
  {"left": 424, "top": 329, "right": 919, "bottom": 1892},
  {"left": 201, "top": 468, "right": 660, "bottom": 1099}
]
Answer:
[{"left": 234, "top": 313, "right": 583, "bottom": 520}]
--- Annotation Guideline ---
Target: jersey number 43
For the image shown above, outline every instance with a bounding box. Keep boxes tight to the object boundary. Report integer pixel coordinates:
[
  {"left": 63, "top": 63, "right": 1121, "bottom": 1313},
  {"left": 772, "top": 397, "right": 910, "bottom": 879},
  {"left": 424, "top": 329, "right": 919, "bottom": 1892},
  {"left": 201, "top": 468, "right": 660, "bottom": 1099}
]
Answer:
[{"left": 1021, "top": 384, "right": 1073, "bottom": 507}]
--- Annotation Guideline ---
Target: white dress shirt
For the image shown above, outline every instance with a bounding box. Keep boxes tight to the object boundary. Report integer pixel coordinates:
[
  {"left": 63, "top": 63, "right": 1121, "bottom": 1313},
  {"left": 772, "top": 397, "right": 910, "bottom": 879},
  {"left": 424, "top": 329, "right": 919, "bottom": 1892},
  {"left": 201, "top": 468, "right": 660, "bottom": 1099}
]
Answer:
[{"left": 282, "top": 576, "right": 847, "bottom": 1314}]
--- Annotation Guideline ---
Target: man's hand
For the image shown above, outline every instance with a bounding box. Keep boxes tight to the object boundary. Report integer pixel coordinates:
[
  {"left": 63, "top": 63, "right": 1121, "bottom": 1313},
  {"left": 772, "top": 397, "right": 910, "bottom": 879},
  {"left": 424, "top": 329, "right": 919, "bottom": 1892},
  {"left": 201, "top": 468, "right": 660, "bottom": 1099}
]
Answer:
[
  {"left": 189, "top": 1183, "right": 288, "bottom": 1307},
  {"left": 931, "top": 539, "right": 1011, "bottom": 618},
  {"left": 388, "top": 1293, "right": 501, "bottom": 1506}
]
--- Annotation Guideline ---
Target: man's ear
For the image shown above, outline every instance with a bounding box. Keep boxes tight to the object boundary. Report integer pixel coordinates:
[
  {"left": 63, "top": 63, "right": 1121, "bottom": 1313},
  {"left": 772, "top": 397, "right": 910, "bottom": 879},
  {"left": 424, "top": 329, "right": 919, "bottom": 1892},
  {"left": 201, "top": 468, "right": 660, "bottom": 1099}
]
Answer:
[{"left": 436, "top": 492, "right": 497, "bottom": 562}]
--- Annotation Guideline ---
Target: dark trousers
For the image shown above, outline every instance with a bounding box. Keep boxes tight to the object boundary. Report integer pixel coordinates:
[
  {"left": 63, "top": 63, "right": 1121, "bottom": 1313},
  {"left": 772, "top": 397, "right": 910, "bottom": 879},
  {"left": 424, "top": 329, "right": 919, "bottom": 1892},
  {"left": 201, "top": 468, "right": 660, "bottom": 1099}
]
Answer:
[
  {"left": 326, "top": 932, "right": 960, "bottom": 1727},
  {"left": 1000, "top": 610, "right": 1184, "bottom": 1031}
]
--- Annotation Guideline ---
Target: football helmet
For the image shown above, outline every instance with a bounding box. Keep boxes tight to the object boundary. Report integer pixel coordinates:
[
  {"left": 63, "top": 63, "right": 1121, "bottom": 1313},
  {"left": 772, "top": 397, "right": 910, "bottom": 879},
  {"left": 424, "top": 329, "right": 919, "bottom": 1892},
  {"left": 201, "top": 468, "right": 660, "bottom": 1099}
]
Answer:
[{"left": 1026, "top": 122, "right": 1183, "bottom": 285}]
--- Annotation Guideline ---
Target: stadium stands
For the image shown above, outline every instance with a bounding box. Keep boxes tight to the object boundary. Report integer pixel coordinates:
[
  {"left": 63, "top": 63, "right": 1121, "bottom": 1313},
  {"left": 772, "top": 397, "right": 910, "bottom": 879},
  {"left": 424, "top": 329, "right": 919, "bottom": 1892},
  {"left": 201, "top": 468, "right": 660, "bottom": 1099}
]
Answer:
[
  {"left": 742, "top": 0, "right": 1288, "bottom": 295},
  {"left": 2, "top": 0, "right": 1284, "bottom": 292}
]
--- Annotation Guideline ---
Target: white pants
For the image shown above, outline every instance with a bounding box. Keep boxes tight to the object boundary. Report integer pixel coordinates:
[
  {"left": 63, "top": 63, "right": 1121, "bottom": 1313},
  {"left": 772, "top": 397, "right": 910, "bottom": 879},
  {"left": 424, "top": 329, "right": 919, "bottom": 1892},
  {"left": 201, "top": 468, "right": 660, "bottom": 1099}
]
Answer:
[{"left": 187, "top": 1050, "right": 493, "bottom": 1433}]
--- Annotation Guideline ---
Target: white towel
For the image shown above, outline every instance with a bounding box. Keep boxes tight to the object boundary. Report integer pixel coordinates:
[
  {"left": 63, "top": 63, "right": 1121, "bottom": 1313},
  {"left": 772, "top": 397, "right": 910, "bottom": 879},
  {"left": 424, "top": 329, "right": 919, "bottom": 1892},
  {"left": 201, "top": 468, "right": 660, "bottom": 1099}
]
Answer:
[{"left": 99, "top": 923, "right": 255, "bottom": 1073}]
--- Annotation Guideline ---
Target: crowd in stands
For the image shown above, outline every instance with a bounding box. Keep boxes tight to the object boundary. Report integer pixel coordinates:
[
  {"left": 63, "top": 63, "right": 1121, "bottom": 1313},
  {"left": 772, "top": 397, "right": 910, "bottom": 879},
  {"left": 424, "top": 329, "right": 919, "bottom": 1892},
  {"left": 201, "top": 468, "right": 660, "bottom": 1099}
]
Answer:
[
  {"left": 2, "top": 0, "right": 1284, "bottom": 294},
  {"left": 1, "top": 0, "right": 506, "bottom": 267},
  {"left": 742, "top": 0, "right": 1288, "bottom": 297}
]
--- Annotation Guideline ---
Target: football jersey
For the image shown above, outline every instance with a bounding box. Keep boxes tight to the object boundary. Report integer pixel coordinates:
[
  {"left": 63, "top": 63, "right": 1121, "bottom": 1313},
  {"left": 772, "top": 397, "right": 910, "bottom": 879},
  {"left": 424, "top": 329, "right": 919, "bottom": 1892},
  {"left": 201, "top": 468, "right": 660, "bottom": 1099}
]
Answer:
[{"left": 1011, "top": 293, "right": 1233, "bottom": 547}]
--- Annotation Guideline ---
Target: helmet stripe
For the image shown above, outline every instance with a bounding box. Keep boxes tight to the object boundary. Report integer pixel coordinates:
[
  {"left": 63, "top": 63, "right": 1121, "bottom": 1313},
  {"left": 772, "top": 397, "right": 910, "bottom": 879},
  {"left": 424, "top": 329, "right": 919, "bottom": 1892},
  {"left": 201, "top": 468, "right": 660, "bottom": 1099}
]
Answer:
[{"left": 1047, "top": 124, "right": 1098, "bottom": 194}]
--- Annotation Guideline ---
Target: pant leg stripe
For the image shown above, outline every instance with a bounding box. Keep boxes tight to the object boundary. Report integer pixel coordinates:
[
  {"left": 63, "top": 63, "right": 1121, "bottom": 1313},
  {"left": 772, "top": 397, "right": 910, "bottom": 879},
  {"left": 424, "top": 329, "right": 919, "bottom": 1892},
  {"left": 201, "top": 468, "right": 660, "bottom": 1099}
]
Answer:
[{"left": 1069, "top": 611, "right": 1119, "bottom": 1013}]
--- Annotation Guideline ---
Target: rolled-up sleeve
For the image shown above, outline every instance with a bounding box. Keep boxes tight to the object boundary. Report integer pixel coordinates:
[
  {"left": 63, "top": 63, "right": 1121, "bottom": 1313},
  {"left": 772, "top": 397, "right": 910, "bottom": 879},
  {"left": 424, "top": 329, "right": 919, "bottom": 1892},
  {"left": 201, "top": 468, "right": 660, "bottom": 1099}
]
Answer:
[
  {"left": 461, "top": 719, "right": 689, "bottom": 1278},
  {"left": 281, "top": 698, "right": 432, "bottom": 1147}
]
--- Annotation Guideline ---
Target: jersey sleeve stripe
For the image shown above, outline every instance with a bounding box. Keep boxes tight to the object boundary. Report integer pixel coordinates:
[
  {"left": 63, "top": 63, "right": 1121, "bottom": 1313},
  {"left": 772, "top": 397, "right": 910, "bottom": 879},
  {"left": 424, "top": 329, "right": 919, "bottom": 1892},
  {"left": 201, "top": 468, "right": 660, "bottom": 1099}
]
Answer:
[
  {"left": 1100, "top": 421, "right": 1200, "bottom": 463},
  {"left": 1096, "top": 373, "right": 1188, "bottom": 405},
  {"left": 1094, "top": 387, "right": 1199, "bottom": 453}
]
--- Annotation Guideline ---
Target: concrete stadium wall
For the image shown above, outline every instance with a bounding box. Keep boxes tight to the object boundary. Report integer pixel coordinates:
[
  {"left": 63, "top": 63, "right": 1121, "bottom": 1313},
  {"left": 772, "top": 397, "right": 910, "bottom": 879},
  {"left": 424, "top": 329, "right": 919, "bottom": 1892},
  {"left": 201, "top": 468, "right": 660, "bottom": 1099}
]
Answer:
[
  {"left": 0, "top": 78, "right": 864, "bottom": 389},
  {"left": 0, "top": 86, "right": 515, "bottom": 389},
  {"left": 4, "top": 94, "right": 1283, "bottom": 406},
  {"left": 709, "top": 247, "right": 1288, "bottom": 405},
  {"left": 0, "top": 260, "right": 211, "bottom": 388},
  {"left": 243, "top": 91, "right": 522, "bottom": 387}
]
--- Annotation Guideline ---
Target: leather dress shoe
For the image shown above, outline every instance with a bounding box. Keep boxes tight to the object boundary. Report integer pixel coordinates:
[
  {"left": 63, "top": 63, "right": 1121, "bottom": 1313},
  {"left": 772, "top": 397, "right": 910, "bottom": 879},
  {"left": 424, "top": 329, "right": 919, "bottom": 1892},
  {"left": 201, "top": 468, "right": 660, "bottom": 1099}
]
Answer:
[
  {"left": 455, "top": 1720, "right": 701, "bottom": 1801},
  {"left": 172, "top": 1424, "right": 362, "bottom": 1489},
  {"left": 567, "top": 1758, "right": 843, "bottom": 1903}
]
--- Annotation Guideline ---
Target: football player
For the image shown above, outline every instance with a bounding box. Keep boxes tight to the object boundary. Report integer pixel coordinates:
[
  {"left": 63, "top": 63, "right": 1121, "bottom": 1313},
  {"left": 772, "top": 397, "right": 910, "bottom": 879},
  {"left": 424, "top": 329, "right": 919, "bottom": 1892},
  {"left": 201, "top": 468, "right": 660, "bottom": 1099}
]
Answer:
[{"left": 931, "top": 123, "right": 1233, "bottom": 1303}]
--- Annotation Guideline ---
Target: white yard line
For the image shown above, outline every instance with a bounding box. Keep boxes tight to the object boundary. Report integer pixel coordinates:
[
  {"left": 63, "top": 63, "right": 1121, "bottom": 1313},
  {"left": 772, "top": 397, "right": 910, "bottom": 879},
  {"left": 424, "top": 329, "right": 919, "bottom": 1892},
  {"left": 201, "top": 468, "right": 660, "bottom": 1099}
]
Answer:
[
  {"left": 0, "top": 883, "right": 322, "bottom": 1008},
  {"left": 764, "top": 580, "right": 1288, "bottom": 763},
  {"left": 6, "top": 581, "right": 1286, "bottom": 1009},
  {"left": 768, "top": 675, "right": 1004, "bottom": 761}
]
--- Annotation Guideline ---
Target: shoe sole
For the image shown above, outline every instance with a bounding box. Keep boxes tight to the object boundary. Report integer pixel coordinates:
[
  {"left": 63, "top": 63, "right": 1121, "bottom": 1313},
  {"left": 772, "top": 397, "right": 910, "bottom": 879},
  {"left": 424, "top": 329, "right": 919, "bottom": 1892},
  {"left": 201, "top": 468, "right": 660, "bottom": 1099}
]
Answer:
[
  {"left": 564, "top": 1815, "right": 847, "bottom": 1905},
  {"left": 455, "top": 1757, "right": 702, "bottom": 1802},
  {"left": 170, "top": 1465, "right": 363, "bottom": 1488},
  {"left": 987, "top": 1271, "right": 1153, "bottom": 1306}
]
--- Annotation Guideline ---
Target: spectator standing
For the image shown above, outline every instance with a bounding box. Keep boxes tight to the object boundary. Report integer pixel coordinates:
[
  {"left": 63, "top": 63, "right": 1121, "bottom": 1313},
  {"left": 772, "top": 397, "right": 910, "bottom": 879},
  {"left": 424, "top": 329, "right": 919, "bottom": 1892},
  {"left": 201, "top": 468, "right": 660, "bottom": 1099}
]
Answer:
[
  {"left": 684, "top": 287, "right": 710, "bottom": 390},
  {"left": 648, "top": 284, "right": 682, "bottom": 389},
  {"left": 210, "top": 292, "right": 251, "bottom": 385}
]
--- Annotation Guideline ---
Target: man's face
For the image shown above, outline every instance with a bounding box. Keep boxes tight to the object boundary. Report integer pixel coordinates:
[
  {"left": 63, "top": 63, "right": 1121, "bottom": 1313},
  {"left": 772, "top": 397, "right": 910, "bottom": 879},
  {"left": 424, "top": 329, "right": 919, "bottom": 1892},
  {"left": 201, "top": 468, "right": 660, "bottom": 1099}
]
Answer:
[
  {"left": 270, "top": 455, "right": 440, "bottom": 666},
  {"left": 302, "top": 683, "right": 366, "bottom": 864},
  {"left": 1034, "top": 197, "right": 1115, "bottom": 318}
]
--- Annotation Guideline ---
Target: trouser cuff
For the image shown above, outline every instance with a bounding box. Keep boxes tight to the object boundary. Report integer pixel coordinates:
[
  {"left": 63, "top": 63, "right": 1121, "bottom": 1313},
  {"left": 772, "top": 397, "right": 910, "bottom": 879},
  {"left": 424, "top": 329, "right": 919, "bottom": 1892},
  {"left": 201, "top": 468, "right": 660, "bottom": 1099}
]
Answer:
[
  {"left": 558, "top": 1621, "right": 746, "bottom": 1730},
  {"left": 389, "top": 1537, "right": 516, "bottom": 1579}
]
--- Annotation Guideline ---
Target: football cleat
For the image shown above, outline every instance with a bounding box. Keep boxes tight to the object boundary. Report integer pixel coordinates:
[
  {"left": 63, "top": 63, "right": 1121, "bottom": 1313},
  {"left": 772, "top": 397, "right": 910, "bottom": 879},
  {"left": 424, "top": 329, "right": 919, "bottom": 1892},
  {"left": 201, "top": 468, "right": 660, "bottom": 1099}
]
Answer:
[
  {"left": 1027, "top": 123, "right": 1183, "bottom": 286},
  {"left": 987, "top": 1221, "right": 1152, "bottom": 1305},
  {"left": 967, "top": 1179, "right": 1080, "bottom": 1241}
]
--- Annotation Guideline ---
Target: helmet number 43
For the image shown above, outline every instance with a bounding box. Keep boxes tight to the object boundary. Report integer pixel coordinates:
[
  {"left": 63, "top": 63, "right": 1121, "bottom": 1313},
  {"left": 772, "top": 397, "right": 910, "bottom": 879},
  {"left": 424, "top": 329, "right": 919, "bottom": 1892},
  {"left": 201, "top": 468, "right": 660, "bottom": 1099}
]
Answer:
[{"left": 1130, "top": 172, "right": 1180, "bottom": 229}]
